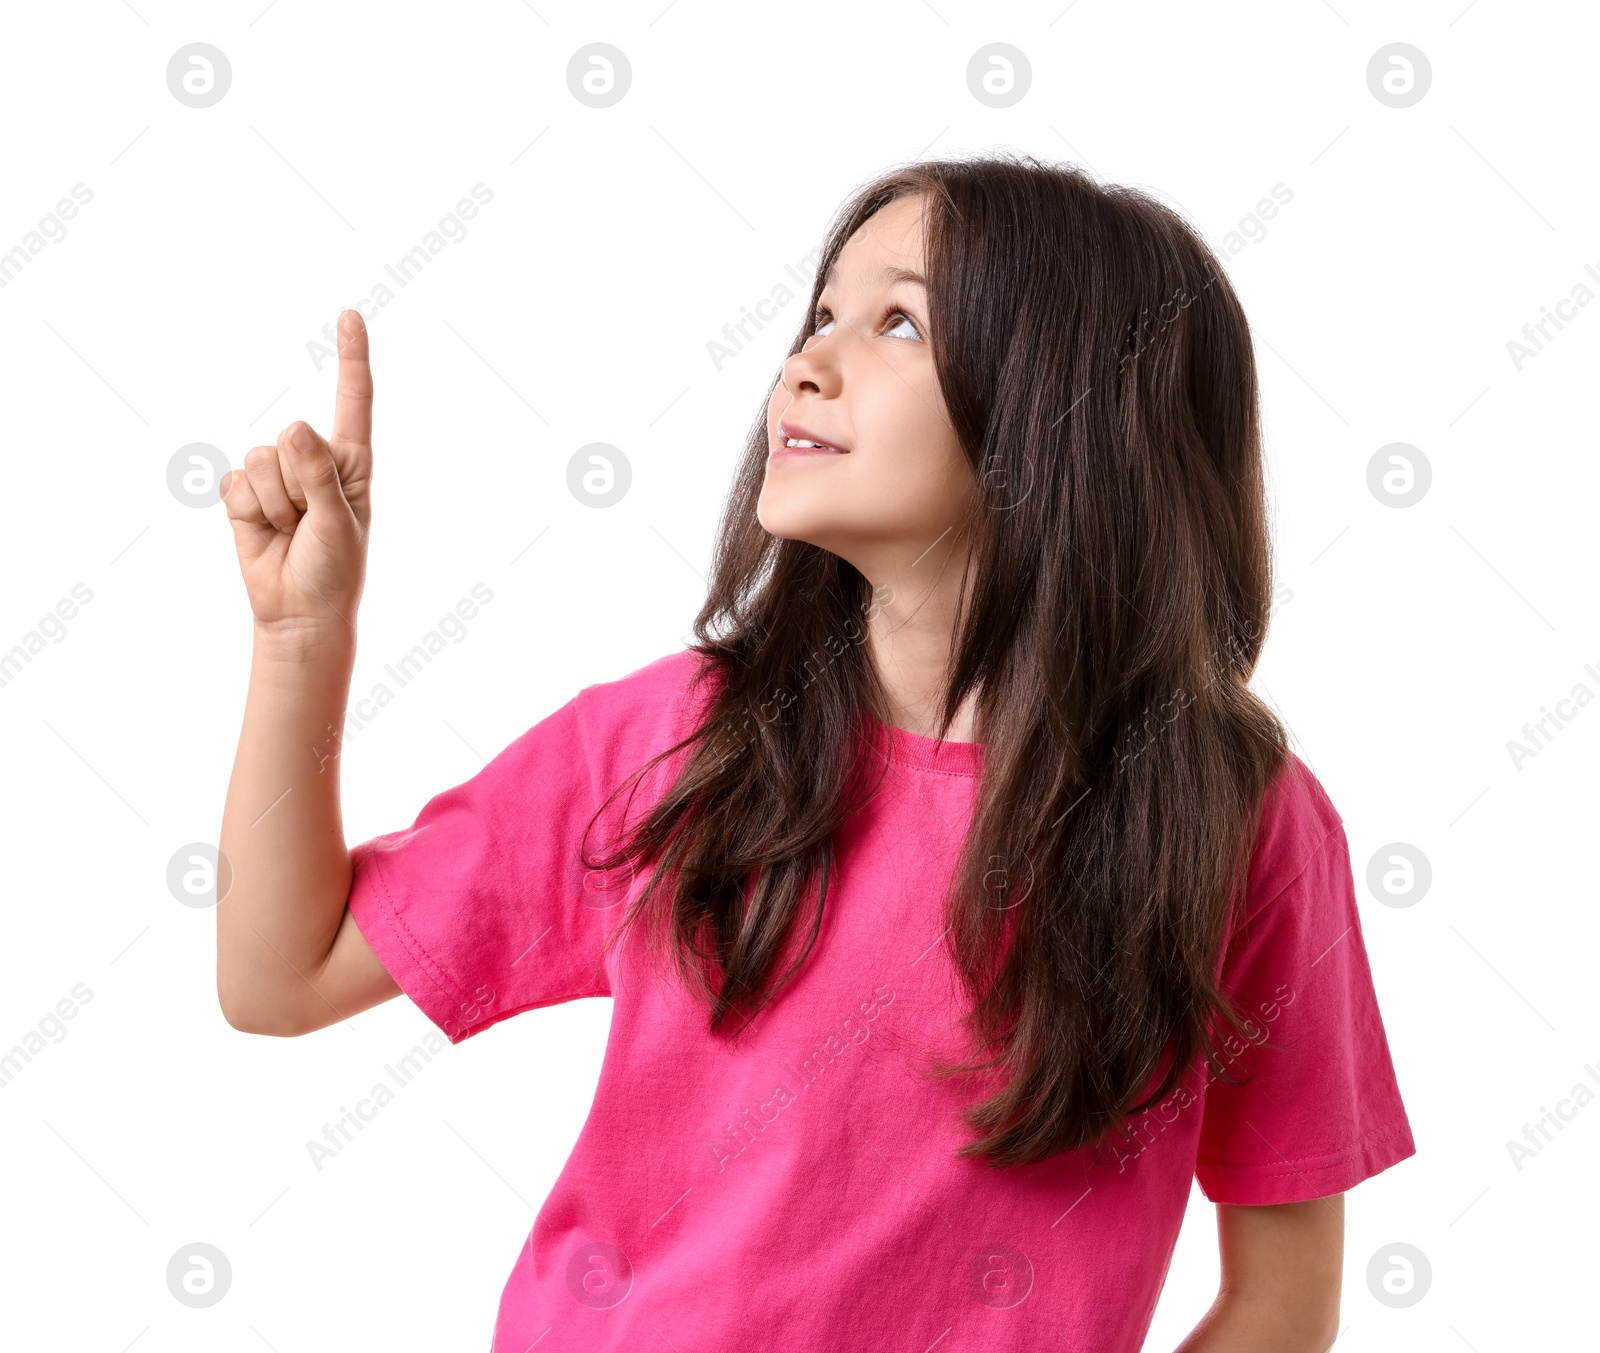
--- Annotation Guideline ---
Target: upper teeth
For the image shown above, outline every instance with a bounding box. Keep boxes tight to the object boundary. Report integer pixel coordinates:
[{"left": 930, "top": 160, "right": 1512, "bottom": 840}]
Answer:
[{"left": 787, "top": 438, "right": 829, "bottom": 449}]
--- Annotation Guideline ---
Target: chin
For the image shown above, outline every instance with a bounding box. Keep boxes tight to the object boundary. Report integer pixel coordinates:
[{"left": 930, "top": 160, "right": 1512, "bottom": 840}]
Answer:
[{"left": 756, "top": 499, "right": 827, "bottom": 546}]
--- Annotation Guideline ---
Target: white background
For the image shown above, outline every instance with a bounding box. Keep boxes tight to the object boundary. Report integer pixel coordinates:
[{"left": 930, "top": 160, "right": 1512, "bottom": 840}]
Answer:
[{"left": 1, "top": 1, "right": 1595, "bottom": 1349}]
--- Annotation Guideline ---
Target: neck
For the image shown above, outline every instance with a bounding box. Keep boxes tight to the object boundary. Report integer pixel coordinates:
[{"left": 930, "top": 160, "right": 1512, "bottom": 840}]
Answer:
[{"left": 858, "top": 527, "right": 979, "bottom": 742}]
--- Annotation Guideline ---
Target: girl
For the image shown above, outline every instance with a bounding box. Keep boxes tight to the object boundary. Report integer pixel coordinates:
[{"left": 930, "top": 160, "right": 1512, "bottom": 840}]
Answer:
[{"left": 217, "top": 153, "right": 1414, "bottom": 1352}]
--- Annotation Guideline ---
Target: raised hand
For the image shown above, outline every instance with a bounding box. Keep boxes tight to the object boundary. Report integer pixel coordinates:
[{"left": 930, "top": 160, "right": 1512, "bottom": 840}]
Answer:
[{"left": 222, "top": 309, "right": 373, "bottom": 646}]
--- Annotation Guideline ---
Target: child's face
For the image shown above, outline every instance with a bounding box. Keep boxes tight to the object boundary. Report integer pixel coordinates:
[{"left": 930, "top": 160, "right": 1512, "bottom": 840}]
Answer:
[{"left": 757, "top": 193, "right": 974, "bottom": 574}]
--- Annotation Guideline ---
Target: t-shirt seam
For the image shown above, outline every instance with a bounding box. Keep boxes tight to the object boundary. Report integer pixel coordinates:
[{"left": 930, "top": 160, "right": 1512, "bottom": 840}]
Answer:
[
  {"left": 1231, "top": 815, "right": 1344, "bottom": 936},
  {"left": 873, "top": 746, "right": 981, "bottom": 781},
  {"left": 897, "top": 763, "right": 981, "bottom": 780},
  {"left": 570, "top": 685, "right": 606, "bottom": 838},
  {"left": 539, "top": 687, "right": 616, "bottom": 1006},
  {"left": 362, "top": 835, "right": 609, "bottom": 1031},
  {"left": 566, "top": 666, "right": 680, "bottom": 1000},
  {"left": 357, "top": 845, "right": 473, "bottom": 1016},
  {"left": 1197, "top": 1117, "right": 1413, "bottom": 1176}
]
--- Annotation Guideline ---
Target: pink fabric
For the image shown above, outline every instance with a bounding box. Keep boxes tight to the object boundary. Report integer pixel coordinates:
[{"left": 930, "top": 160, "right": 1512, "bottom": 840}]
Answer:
[{"left": 348, "top": 650, "right": 1415, "bottom": 1351}]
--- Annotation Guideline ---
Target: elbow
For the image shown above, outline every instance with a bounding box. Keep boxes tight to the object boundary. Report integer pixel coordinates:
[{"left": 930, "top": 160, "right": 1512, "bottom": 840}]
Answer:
[
  {"left": 1291, "top": 1262, "right": 1342, "bottom": 1350},
  {"left": 1271, "top": 1288, "right": 1342, "bottom": 1352},
  {"left": 1294, "top": 1300, "right": 1339, "bottom": 1353},
  {"left": 217, "top": 984, "right": 311, "bottom": 1038},
  {"left": 1203, "top": 1292, "right": 1344, "bottom": 1353},
  {"left": 1314, "top": 1298, "right": 1342, "bottom": 1351}
]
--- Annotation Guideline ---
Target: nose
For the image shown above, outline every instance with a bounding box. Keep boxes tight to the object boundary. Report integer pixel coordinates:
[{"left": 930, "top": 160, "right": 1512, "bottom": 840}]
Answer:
[{"left": 780, "top": 328, "right": 843, "bottom": 400}]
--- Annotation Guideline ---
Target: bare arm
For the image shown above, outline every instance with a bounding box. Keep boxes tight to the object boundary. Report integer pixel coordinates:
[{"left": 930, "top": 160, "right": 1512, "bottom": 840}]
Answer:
[
  {"left": 1174, "top": 1194, "right": 1344, "bottom": 1353},
  {"left": 215, "top": 310, "right": 399, "bottom": 1036}
]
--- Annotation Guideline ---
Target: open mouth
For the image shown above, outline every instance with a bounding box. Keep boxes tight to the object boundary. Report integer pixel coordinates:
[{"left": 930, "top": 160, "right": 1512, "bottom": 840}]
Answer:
[
  {"left": 778, "top": 438, "right": 846, "bottom": 453},
  {"left": 775, "top": 419, "right": 849, "bottom": 455}
]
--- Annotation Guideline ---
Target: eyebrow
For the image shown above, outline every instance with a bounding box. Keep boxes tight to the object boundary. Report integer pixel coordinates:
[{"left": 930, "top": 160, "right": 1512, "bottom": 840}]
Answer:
[{"left": 820, "top": 262, "right": 928, "bottom": 291}]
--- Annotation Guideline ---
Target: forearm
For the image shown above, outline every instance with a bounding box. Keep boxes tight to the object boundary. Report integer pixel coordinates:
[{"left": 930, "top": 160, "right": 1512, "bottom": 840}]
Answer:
[
  {"left": 216, "top": 627, "right": 357, "bottom": 1031},
  {"left": 1176, "top": 1197, "right": 1343, "bottom": 1353}
]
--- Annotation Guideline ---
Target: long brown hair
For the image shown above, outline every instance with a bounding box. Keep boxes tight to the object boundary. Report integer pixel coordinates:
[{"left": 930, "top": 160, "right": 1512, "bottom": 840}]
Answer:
[{"left": 587, "top": 151, "right": 1290, "bottom": 1167}]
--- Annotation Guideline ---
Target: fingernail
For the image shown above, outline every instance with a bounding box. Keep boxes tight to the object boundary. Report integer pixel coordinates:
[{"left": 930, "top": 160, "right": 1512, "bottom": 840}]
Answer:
[{"left": 290, "top": 424, "right": 313, "bottom": 452}]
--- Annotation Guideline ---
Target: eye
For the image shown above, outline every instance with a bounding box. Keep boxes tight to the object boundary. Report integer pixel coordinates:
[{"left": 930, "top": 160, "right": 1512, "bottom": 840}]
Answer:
[
  {"left": 806, "top": 306, "right": 922, "bottom": 341},
  {"left": 884, "top": 310, "right": 922, "bottom": 341}
]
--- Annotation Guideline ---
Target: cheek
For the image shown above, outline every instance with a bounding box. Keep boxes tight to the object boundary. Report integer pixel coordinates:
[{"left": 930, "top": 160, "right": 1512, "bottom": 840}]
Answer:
[
  {"left": 872, "top": 356, "right": 950, "bottom": 449},
  {"left": 857, "top": 374, "right": 967, "bottom": 500}
]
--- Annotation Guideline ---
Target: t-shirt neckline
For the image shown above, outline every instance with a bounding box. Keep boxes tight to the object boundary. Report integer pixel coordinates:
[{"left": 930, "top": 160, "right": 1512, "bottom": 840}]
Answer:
[{"left": 862, "top": 709, "right": 984, "bottom": 777}]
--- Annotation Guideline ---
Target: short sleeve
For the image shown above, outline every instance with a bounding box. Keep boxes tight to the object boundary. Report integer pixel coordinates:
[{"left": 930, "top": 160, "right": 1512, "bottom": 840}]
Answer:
[
  {"left": 347, "top": 691, "right": 623, "bottom": 1045},
  {"left": 1194, "top": 820, "right": 1416, "bottom": 1204}
]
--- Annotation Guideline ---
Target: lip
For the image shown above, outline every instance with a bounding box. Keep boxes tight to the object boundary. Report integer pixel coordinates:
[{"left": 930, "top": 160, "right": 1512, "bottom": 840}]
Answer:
[{"left": 773, "top": 418, "right": 849, "bottom": 457}]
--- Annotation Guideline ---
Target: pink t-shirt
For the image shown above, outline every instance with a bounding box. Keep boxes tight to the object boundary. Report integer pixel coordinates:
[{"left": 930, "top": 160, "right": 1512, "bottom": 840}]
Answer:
[{"left": 348, "top": 649, "right": 1415, "bottom": 1351}]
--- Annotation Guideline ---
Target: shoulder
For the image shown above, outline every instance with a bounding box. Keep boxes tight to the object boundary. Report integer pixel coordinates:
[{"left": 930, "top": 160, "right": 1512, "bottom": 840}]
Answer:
[
  {"left": 565, "top": 648, "right": 721, "bottom": 784},
  {"left": 1235, "top": 751, "right": 1348, "bottom": 930},
  {"left": 573, "top": 648, "right": 719, "bottom": 732}
]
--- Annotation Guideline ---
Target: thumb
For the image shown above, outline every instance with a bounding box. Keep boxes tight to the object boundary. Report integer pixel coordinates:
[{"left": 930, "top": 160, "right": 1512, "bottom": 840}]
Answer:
[{"left": 284, "top": 422, "right": 352, "bottom": 520}]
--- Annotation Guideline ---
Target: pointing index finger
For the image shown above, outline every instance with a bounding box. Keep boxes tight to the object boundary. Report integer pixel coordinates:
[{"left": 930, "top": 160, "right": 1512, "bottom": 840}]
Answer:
[{"left": 332, "top": 309, "right": 373, "bottom": 452}]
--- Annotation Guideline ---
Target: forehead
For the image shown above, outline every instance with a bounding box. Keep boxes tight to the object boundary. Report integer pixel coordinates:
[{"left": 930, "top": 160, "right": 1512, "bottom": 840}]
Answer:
[{"left": 823, "top": 193, "right": 928, "bottom": 291}]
